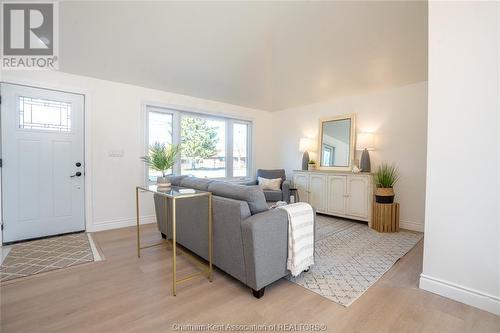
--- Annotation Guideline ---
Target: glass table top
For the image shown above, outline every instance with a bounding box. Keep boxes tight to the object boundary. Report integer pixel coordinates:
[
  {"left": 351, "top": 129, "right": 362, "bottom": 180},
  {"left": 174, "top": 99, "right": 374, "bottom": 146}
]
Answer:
[{"left": 138, "top": 185, "right": 210, "bottom": 198}]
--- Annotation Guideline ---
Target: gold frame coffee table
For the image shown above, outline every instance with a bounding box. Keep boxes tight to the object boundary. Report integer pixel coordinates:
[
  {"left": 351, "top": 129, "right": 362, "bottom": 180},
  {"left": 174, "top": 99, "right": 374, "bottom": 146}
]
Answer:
[{"left": 136, "top": 185, "right": 213, "bottom": 296}]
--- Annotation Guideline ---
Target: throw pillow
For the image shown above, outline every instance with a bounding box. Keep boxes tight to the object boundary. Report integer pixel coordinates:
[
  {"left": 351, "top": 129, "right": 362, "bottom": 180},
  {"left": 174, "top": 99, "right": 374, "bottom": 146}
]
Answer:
[{"left": 258, "top": 177, "right": 282, "bottom": 191}]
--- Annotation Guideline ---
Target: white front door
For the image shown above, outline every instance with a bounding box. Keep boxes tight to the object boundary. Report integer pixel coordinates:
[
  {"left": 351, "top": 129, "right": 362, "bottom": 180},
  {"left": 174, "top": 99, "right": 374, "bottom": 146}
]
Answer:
[{"left": 1, "top": 84, "right": 85, "bottom": 243}]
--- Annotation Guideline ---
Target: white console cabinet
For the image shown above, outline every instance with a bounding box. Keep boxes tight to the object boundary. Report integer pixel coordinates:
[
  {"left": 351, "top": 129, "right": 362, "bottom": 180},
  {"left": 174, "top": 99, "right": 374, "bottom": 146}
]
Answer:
[{"left": 293, "top": 170, "right": 373, "bottom": 222}]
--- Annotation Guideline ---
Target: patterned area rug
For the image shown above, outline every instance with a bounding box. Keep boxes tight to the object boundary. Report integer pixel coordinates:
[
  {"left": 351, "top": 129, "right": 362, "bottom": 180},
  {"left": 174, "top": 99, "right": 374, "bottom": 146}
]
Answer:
[
  {"left": 0, "top": 233, "right": 101, "bottom": 283},
  {"left": 287, "top": 215, "right": 423, "bottom": 306}
]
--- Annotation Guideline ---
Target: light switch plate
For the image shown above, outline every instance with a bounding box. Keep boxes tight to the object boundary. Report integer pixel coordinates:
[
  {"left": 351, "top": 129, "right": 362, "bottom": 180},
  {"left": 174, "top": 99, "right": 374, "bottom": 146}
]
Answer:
[{"left": 108, "top": 149, "right": 124, "bottom": 157}]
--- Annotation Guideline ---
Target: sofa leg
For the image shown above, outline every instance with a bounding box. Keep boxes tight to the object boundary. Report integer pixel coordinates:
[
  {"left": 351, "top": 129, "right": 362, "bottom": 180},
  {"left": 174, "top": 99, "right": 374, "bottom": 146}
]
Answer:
[
  {"left": 161, "top": 233, "right": 167, "bottom": 239},
  {"left": 252, "top": 287, "right": 265, "bottom": 299}
]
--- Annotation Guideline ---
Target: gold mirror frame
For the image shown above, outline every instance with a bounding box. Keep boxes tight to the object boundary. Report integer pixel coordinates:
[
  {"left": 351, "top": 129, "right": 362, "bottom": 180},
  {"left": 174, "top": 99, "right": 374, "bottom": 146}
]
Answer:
[{"left": 317, "top": 114, "right": 356, "bottom": 171}]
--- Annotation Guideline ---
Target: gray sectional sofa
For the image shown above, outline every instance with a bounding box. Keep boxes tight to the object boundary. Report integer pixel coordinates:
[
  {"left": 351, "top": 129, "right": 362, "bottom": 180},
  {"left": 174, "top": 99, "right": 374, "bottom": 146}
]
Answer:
[{"left": 154, "top": 175, "right": 293, "bottom": 298}]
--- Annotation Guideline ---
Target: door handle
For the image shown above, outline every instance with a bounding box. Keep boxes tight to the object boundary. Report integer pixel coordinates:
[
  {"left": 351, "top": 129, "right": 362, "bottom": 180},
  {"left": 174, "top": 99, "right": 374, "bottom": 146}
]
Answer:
[{"left": 70, "top": 172, "right": 82, "bottom": 178}]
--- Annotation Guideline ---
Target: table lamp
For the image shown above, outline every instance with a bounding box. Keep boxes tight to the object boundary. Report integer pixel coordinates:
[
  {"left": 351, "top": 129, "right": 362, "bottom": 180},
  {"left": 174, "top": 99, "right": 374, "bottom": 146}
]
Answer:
[
  {"left": 299, "top": 138, "right": 315, "bottom": 171},
  {"left": 356, "top": 133, "right": 375, "bottom": 172}
]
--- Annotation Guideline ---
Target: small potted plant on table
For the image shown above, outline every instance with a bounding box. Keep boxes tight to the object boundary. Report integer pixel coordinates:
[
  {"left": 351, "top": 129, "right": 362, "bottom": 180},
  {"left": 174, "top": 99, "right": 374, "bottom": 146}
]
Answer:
[
  {"left": 308, "top": 160, "right": 317, "bottom": 171},
  {"left": 374, "top": 162, "right": 399, "bottom": 203},
  {"left": 140, "top": 142, "right": 180, "bottom": 189}
]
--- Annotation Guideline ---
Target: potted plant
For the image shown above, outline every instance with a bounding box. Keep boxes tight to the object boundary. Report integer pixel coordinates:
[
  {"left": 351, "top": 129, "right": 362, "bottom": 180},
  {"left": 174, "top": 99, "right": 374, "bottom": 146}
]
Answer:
[
  {"left": 374, "top": 162, "right": 399, "bottom": 203},
  {"left": 140, "top": 142, "right": 180, "bottom": 188},
  {"left": 308, "top": 160, "right": 317, "bottom": 171}
]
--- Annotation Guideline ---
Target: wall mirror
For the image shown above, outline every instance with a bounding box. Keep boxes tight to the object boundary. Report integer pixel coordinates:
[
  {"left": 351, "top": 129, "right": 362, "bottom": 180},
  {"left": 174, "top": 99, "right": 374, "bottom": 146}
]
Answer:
[{"left": 318, "top": 114, "right": 356, "bottom": 170}]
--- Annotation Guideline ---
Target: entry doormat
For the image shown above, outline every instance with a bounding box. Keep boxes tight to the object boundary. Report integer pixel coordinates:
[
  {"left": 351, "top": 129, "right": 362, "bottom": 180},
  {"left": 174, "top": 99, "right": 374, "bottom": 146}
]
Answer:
[{"left": 1, "top": 233, "right": 102, "bottom": 283}]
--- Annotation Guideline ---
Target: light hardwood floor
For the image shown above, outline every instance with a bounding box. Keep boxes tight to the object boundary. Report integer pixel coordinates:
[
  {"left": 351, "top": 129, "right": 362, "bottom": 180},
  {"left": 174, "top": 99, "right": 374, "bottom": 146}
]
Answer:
[{"left": 1, "top": 222, "right": 499, "bottom": 333}]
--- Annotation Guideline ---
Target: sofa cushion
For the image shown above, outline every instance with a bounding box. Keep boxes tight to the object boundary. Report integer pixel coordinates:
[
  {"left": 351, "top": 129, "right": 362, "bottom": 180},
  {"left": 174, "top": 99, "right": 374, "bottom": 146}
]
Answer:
[
  {"left": 208, "top": 181, "right": 268, "bottom": 215},
  {"left": 263, "top": 190, "right": 283, "bottom": 202},
  {"left": 180, "top": 177, "right": 215, "bottom": 191},
  {"left": 257, "top": 169, "right": 286, "bottom": 183},
  {"left": 258, "top": 177, "right": 282, "bottom": 190},
  {"left": 167, "top": 175, "right": 189, "bottom": 186}
]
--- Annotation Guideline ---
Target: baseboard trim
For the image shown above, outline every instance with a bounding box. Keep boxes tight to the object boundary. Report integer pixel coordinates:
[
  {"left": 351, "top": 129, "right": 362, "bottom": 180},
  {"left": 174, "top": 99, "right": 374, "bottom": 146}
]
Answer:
[
  {"left": 419, "top": 274, "right": 500, "bottom": 315},
  {"left": 400, "top": 219, "right": 424, "bottom": 232},
  {"left": 89, "top": 215, "right": 156, "bottom": 232}
]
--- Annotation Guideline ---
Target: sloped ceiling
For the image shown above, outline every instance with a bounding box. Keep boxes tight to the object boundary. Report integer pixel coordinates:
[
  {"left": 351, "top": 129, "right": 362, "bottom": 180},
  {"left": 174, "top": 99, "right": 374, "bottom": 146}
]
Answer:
[{"left": 59, "top": 1, "right": 427, "bottom": 111}]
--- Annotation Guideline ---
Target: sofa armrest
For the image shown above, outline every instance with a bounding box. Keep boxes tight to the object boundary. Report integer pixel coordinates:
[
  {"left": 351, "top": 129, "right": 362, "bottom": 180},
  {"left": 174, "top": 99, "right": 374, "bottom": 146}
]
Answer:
[
  {"left": 241, "top": 209, "right": 289, "bottom": 290},
  {"left": 282, "top": 180, "right": 291, "bottom": 203},
  {"left": 242, "top": 179, "right": 258, "bottom": 186}
]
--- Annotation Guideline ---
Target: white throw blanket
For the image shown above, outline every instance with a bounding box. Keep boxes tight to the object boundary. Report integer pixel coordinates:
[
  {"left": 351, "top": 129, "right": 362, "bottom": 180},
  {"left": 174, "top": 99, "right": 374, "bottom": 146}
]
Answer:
[{"left": 277, "top": 202, "right": 315, "bottom": 277}]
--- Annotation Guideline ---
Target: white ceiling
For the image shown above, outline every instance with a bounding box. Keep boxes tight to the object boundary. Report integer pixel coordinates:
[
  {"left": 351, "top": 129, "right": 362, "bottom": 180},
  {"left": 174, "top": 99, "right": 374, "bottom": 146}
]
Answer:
[{"left": 59, "top": 1, "right": 427, "bottom": 111}]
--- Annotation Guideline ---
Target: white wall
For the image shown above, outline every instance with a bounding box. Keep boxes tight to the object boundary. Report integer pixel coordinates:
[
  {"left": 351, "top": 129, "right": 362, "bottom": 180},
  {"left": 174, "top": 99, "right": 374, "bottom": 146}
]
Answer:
[
  {"left": 420, "top": 1, "right": 500, "bottom": 315},
  {"left": 1, "top": 71, "right": 275, "bottom": 232},
  {"left": 272, "top": 82, "right": 428, "bottom": 231}
]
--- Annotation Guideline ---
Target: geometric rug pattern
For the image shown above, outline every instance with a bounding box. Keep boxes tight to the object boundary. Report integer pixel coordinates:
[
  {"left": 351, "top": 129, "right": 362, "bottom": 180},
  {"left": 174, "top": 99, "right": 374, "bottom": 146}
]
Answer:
[
  {"left": 0, "top": 233, "right": 96, "bottom": 283},
  {"left": 287, "top": 215, "right": 423, "bottom": 306}
]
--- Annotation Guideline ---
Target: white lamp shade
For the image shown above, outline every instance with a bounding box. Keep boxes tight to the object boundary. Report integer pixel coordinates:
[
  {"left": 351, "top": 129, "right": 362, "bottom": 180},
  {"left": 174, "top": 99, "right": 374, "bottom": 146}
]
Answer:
[
  {"left": 356, "top": 133, "right": 375, "bottom": 151},
  {"left": 299, "top": 138, "right": 315, "bottom": 152}
]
